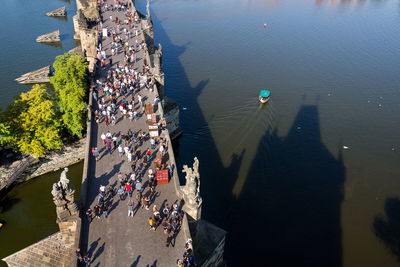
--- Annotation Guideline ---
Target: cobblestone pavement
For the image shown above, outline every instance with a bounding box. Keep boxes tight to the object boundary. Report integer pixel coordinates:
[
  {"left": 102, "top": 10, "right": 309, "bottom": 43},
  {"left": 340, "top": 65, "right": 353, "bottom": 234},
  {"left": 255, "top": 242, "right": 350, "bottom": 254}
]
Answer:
[{"left": 81, "top": 2, "right": 185, "bottom": 266}]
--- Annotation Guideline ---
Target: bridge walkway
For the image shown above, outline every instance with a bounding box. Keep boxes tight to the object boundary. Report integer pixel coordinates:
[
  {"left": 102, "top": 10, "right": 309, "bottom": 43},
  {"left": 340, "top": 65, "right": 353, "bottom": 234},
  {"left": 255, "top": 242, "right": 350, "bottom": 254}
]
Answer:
[{"left": 81, "top": 1, "right": 186, "bottom": 266}]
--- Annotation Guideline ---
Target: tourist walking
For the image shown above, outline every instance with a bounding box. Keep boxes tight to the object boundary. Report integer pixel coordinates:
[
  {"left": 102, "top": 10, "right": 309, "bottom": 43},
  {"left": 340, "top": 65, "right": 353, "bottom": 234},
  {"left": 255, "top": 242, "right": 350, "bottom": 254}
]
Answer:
[
  {"left": 142, "top": 195, "right": 150, "bottom": 210},
  {"left": 135, "top": 180, "right": 142, "bottom": 192},
  {"left": 128, "top": 199, "right": 134, "bottom": 217},
  {"left": 145, "top": 149, "right": 151, "bottom": 161},
  {"left": 118, "top": 186, "right": 126, "bottom": 200},
  {"left": 102, "top": 203, "right": 109, "bottom": 218},
  {"left": 162, "top": 204, "right": 171, "bottom": 219},
  {"left": 94, "top": 205, "right": 101, "bottom": 219},
  {"left": 92, "top": 147, "right": 100, "bottom": 161},
  {"left": 86, "top": 208, "right": 93, "bottom": 222},
  {"left": 100, "top": 133, "right": 107, "bottom": 146},
  {"left": 76, "top": 248, "right": 83, "bottom": 263},
  {"left": 135, "top": 190, "right": 142, "bottom": 203},
  {"left": 150, "top": 137, "right": 155, "bottom": 149},
  {"left": 149, "top": 175, "right": 156, "bottom": 193},
  {"left": 112, "top": 135, "right": 118, "bottom": 149},
  {"left": 126, "top": 182, "right": 133, "bottom": 198},
  {"left": 118, "top": 145, "right": 124, "bottom": 157},
  {"left": 106, "top": 140, "right": 112, "bottom": 154},
  {"left": 83, "top": 254, "right": 92, "bottom": 267},
  {"left": 148, "top": 217, "right": 156, "bottom": 231}
]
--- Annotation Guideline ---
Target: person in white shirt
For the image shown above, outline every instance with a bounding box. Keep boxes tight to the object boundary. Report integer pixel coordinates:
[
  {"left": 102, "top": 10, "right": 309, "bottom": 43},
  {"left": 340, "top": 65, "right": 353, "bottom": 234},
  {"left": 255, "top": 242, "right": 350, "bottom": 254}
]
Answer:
[
  {"left": 118, "top": 145, "right": 124, "bottom": 157},
  {"left": 124, "top": 146, "right": 129, "bottom": 155},
  {"left": 101, "top": 133, "right": 107, "bottom": 146},
  {"left": 99, "top": 185, "right": 106, "bottom": 193}
]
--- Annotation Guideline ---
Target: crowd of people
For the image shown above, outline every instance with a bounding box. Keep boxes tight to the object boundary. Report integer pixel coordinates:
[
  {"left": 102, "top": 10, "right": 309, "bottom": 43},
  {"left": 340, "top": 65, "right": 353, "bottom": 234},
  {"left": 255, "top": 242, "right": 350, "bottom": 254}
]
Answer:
[{"left": 77, "top": 0, "right": 196, "bottom": 266}]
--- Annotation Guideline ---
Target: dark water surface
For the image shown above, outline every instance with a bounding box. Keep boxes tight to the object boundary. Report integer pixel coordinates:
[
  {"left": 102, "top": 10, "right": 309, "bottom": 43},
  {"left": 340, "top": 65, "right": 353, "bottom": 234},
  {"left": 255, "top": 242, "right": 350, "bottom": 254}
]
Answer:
[
  {"left": 137, "top": 0, "right": 400, "bottom": 266},
  {"left": 0, "top": 161, "right": 83, "bottom": 266}
]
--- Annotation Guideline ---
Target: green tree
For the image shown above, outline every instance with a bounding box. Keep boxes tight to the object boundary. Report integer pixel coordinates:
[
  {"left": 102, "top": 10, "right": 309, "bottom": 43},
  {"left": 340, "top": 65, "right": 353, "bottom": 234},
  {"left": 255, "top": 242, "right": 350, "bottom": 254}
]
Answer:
[
  {"left": 0, "top": 122, "right": 11, "bottom": 146},
  {"left": 50, "top": 53, "right": 88, "bottom": 137},
  {"left": 2, "top": 84, "right": 62, "bottom": 157}
]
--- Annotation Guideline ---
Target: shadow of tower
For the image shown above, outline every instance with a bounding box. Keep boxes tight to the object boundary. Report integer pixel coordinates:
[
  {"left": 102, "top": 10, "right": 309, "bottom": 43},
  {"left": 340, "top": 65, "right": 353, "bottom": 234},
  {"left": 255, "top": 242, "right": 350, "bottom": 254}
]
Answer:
[{"left": 225, "top": 104, "right": 345, "bottom": 267}]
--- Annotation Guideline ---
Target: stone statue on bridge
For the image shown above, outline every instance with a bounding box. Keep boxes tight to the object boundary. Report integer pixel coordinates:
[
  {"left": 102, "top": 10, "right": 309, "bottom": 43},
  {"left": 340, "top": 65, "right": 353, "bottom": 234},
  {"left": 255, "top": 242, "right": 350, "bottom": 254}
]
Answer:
[
  {"left": 51, "top": 168, "right": 78, "bottom": 222},
  {"left": 182, "top": 157, "right": 202, "bottom": 220}
]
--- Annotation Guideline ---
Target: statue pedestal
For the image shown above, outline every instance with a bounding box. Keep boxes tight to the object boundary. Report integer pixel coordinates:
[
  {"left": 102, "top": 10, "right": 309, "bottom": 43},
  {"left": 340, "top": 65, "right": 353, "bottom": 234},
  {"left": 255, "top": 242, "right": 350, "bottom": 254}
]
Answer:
[
  {"left": 54, "top": 195, "right": 78, "bottom": 223},
  {"left": 182, "top": 200, "right": 202, "bottom": 221},
  {"left": 181, "top": 157, "right": 202, "bottom": 221},
  {"left": 52, "top": 168, "right": 79, "bottom": 223}
]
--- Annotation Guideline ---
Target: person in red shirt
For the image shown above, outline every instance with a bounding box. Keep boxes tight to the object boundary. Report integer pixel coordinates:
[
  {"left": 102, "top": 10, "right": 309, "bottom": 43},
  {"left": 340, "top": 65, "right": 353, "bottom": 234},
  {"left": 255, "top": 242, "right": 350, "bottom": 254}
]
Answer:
[
  {"left": 146, "top": 149, "right": 151, "bottom": 162},
  {"left": 125, "top": 183, "right": 132, "bottom": 198}
]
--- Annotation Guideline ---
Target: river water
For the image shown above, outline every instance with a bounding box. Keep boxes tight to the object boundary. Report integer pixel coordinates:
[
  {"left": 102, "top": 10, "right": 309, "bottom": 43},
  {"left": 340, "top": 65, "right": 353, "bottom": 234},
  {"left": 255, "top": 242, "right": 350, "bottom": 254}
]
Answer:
[
  {"left": 0, "top": 0, "right": 78, "bottom": 107},
  {"left": 0, "top": 162, "right": 82, "bottom": 266},
  {"left": 1, "top": 0, "right": 400, "bottom": 266},
  {"left": 136, "top": 0, "right": 400, "bottom": 266}
]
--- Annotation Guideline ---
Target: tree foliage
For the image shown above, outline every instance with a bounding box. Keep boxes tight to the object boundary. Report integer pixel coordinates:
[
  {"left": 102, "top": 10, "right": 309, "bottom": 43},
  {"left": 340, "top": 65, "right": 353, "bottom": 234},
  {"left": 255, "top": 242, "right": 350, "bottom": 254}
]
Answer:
[
  {"left": 1, "top": 84, "right": 62, "bottom": 157},
  {"left": 0, "top": 121, "right": 11, "bottom": 146},
  {"left": 50, "top": 53, "right": 88, "bottom": 137}
]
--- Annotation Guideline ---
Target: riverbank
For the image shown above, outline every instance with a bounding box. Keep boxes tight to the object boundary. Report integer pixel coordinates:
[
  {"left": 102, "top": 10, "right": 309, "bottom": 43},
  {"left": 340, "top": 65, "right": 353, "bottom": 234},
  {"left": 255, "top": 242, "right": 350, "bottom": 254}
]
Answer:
[{"left": 0, "top": 139, "right": 85, "bottom": 198}]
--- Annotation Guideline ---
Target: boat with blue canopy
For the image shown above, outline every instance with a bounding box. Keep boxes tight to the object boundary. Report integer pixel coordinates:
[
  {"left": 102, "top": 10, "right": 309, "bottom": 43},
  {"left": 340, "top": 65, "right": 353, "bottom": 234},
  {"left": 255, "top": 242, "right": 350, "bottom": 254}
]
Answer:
[{"left": 259, "top": 90, "right": 271, "bottom": 103}]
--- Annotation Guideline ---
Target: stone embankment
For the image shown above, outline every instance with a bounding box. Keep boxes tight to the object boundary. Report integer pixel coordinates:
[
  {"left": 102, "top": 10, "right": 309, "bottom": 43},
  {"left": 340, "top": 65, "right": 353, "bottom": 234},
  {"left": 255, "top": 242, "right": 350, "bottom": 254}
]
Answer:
[
  {"left": 36, "top": 30, "right": 60, "bottom": 43},
  {"left": 0, "top": 139, "right": 85, "bottom": 194},
  {"left": 30, "top": 139, "right": 85, "bottom": 178},
  {"left": 0, "top": 156, "right": 33, "bottom": 194},
  {"left": 46, "top": 6, "right": 66, "bottom": 17},
  {"left": 15, "top": 66, "right": 51, "bottom": 84}
]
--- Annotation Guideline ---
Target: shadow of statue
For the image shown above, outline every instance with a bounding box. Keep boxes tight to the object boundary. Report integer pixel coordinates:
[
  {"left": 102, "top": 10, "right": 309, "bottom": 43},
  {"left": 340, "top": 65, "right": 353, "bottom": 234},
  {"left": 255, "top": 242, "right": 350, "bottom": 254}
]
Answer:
[
  {"left": 130, "top": 255, "right": 141, "bottom": 267},
  {"left": 373, "top": 197, "right": 400, "bottom": 261}
]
